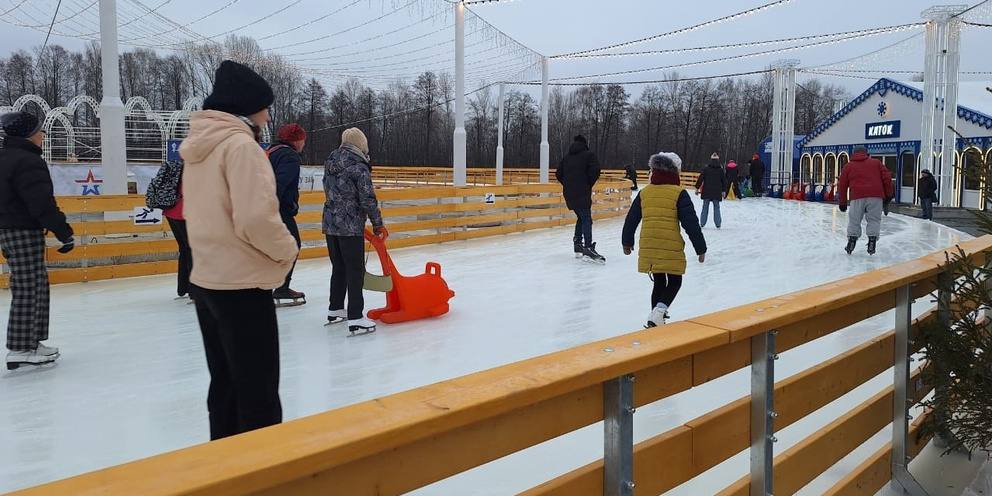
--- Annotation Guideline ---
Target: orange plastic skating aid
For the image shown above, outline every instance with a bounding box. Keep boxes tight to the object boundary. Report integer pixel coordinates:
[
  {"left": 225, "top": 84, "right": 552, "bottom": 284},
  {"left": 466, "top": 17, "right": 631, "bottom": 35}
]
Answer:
[{"left": 363, "top": 229, "right": 455, "bottom": 324}]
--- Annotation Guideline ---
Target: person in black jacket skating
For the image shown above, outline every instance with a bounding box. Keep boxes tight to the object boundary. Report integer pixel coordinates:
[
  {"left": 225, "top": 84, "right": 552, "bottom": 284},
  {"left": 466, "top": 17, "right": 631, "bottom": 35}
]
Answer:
[
  {"left": 918, "top": 169, "right": 938, "bottom": 220},
  {"left": 624, "top": 162, "right": 639, "bottom": 191},
  {"left": 0, "top": 112, "right": 74, "bottom": 370},
  {"left": 267, "top": 123, "right": 307, "bottom": 306},
  {"left": 749, "top": 153, "right": 766, "bottom": 197},
  {"left": 694, "top": 153, "right": 728, "bottom": 228},
  {"left": 556, "top": 135, "right": 604, "bottom": 263}
]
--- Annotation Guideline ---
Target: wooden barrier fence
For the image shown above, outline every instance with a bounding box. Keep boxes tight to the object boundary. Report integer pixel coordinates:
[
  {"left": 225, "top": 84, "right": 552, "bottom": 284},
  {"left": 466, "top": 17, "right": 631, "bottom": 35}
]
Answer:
[
  {"left": 363, "top": 166, "right": 699, "bottom": 188},
  {"left": 11, "top": 233, "right": 990, "bottom": 495},
  {"left": 0, "top": 180, "right": 636, "bottom": 288}
]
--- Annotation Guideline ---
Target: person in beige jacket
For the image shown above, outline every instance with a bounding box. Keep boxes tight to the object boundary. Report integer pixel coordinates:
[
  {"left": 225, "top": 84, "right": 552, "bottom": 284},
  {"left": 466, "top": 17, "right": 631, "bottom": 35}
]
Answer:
[{"left": 179, "top": 60, "right": 298, "bottom": 440}]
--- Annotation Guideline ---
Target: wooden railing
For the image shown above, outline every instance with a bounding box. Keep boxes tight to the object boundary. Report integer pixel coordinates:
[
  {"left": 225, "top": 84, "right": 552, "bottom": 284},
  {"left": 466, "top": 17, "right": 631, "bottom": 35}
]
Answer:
[
  {"left": 11, "top": 234, "right": 990, "bottom": 496},
  {"left": 361, "top": 166, "right": 698, "bottom": 188},
  {"left": 0, "top": 181, "right": 636, "bottom": 287}
]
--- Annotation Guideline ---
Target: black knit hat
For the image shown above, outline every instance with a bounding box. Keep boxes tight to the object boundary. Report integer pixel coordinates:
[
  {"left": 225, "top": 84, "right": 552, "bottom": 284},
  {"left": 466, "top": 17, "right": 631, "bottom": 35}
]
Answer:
[
  {"left": 202, "top": 60, "right": 274, "bottom": 116},
  {"left": 1, "top": 111, "right": 43, "bottom": 138},
  {"left": 573, "top": 135, "right": 587, "bottom": 144}
]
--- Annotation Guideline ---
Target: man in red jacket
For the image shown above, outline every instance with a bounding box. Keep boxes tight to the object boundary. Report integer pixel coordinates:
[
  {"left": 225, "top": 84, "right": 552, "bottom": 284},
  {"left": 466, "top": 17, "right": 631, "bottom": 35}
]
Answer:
[{"left": 837, "top": 146, "right": 894, "bottom": 255}]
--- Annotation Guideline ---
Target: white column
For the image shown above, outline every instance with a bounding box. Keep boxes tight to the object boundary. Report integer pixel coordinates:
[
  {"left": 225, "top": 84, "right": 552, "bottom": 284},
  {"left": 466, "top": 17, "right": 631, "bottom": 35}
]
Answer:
[
  {"left": 922, "top": 5, "right": 967, "bottom": 207},
  {"left": 770, "top": 67, "right": 784, "bottom": 185},
  {"left": 783, "top": 64, "right": 797, "bottom": 184},
  {"left": 770, "top": 60, "right": 799, "bottom": 186},
  {"left": 539, "top": 57, "right": 550, "bottom": 184},
  {"left": 940, "top": 16, "right": 962, "bottom": 207},
  {"left": 496, "top": 83, "right": 505, "bottom": 186},
  {"left": 99, "top": 0, "right": 127, "bottom": 195},
  {"left": 452, "top": 1, "right": 467, "bottom": 187}
]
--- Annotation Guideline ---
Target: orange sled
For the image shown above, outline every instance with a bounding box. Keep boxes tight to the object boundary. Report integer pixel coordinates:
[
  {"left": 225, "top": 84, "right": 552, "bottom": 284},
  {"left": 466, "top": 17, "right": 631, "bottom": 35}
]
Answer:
[{"left": 363, "top": 229, "right": 455, "bottom": 324}]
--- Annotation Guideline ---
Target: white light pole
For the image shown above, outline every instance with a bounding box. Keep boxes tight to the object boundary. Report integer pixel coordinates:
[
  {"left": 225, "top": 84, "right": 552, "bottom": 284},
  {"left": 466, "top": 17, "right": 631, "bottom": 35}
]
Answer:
[
  {"left": 770, "top": 60, "right": 799, "bottom": 186},
  {"left": 496, "top": 82, "right": 505, "bottom": 185},
  {"left": 539, "top": 57, "right": 550, "bottom": 183},
  {"left": 453, "top": 1, "right": 467, "bottom": 187},
  {"left": 921, "top": 5, "right": 966, "bottom": 207},
  {"left": 99, "top": 0, "right": 127, "bottom": 195}
]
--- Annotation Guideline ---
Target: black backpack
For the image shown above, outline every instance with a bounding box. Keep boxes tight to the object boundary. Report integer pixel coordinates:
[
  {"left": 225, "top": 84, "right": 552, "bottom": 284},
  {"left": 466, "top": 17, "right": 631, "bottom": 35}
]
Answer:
[{"left": 146, "top": 160, "right": 183, "bottom": 209}]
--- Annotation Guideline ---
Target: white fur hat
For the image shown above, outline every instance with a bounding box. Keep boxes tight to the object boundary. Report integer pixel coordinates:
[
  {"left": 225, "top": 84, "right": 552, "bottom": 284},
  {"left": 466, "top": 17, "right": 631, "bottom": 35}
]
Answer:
[{"left": 649, "top": 152, "right": 682, "bottom": 172}]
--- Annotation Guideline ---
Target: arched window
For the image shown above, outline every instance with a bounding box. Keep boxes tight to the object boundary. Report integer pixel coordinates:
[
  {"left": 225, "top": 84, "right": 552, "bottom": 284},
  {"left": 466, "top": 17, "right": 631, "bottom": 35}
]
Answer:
[
  {"left": 824, "top": 154, "right": 837, "bottom": 184},
  {"left": 901, "top": 151, "right": 916, "bottom": 191},
  {"left": 811, "top": 154, "right": 823, "bottom": 184},
  {"left": 838, "top": 152, "right": 850, "bottom": 171},
  {"left": 800, "top": 154, "right": 812, "bottom": 184}
]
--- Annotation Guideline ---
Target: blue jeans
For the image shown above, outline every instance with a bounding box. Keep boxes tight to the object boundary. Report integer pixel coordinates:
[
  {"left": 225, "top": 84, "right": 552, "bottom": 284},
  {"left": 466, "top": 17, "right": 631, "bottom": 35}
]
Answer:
[
  {"left": 921, "top": 198, "right": 934, "bottom": 220},
  {"left": 700, "top": 200, "right": 721, "bottom": 228},
  {"left": 573, "top": 208, "right": 593, "bottom": 247}
]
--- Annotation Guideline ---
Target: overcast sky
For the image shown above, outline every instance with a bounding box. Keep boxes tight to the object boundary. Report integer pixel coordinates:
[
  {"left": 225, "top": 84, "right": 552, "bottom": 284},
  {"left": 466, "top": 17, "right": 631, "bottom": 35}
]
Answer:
[{"left": 2, "top": 0, "right": 990, "bottom": 95}]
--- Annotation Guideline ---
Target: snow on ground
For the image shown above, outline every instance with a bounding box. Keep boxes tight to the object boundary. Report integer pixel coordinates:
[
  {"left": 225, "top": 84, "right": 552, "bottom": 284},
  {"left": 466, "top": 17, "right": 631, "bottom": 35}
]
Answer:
[{"left": 0, "top": 197, "right": 973, "bottom": 494}]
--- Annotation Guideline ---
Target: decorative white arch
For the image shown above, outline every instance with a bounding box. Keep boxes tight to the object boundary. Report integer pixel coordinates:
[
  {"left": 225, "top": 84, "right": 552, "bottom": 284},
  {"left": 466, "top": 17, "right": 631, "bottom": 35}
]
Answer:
[
  {"left": 810, "top": 153, "right": 824, "bottom": 184},
  {"left": 181, "top": 97, "right": 202, "bottom": 112},
  {"left": 41, "top": 108, "right": 76, "bottom": 161},
  {"left": 66, "top": 95, "right": 99, "bottom": 117},
  {"left": 166, "top": 109, "right": 191, "bottom": 141},
  {"left": 824, "top": 153, "right": 837, "bottom": 184},
  {"left": 12, "top": 94, "right": 51, "bottom": 114}
]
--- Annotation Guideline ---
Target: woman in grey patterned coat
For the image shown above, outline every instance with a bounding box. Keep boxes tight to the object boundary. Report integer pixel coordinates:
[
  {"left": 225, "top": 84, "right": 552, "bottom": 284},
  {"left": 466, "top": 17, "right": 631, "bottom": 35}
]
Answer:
[{"left": 322, "top": 127, "right": 386, "bottom": 334}]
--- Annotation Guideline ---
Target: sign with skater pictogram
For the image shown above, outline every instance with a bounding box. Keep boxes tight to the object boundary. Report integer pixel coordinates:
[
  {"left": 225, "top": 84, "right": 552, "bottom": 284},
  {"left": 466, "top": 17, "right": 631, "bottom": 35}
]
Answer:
[
  {"left": 484, "top": 192, "right": 496, "bottom": 204},
  {"left": 133, "top": 207, "right": 163, "bottom": 225}
]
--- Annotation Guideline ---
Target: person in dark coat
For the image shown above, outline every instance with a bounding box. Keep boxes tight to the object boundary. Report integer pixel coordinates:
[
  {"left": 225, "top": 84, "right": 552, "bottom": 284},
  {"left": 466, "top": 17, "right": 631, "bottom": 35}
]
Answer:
[
  {"left": 918, "top": 169, "right": 938, "bottom": 220},
  {"left": 267, "top": 123, "right": 307, "bottom": 304},
  {"left": 725, "top": 159, "right": 742, "bottom": 198},
  {"left": 555, "top": 135, "right": 604, "bottom": 263},
  {"left": 694, "top": 153, "right": 727, "bottom": 228},
  {"left": 323, "top": 127, "right": 386, "bottom": 334},
  {"left": 749, "top": 153, "right": 766, "bottom": 196},
  {"left": 624, "top": 162, "right": 639, "bottom": 191},
  {"left": 0, "top": 111, "right": 74, "bottom": 370}
]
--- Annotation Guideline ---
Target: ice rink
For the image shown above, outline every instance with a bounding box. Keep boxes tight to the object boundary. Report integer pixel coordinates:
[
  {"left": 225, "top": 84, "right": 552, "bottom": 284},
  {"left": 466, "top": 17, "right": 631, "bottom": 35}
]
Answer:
[{"left": 0, "top": 197, "right": 974, "bottom": 494}]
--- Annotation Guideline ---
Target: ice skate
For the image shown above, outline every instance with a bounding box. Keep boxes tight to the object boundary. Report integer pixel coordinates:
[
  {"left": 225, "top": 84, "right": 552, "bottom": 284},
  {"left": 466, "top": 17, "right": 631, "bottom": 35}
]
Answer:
[
  {"left": 867, "top": 236, "right": 878, "bottom": 255},
  {"left": 325, "top": 309, "right": 347, "bottom": 326},
  {"left": 573, "top": 236, "right": 583, "bottom": 259},
  {"left": 645, "top": 306, "right": 669, "bottom": 328},
  {"left": 36, "top": 342, "right": 59, "bottom": 356},
  {"left": 845, "top": 236, "right": 857, "bottom": 255},
  {"left": 581, "top": 243, "right": 606, "bottom": 265},
  {"left": 347, "top": 318, "right": 377, "bottom": 337},
  {"left": 273, "top": 288, "right": 306, "bottom": 308},
  {"left": 6, "top": 348, "right": 59, "bottom": 371}
]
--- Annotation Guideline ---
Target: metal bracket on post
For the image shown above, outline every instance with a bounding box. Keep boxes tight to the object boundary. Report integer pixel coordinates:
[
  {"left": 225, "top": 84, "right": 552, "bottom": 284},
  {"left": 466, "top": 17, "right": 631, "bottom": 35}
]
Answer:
[
  {"left": 892, "top": 284, "right": 929, "bottom": 495},
  {"left": 604, "top": 374, "right": 634, "bottom": 496},
  {"left": 751, "top": 330, "right": 777, "bottom": 496}
]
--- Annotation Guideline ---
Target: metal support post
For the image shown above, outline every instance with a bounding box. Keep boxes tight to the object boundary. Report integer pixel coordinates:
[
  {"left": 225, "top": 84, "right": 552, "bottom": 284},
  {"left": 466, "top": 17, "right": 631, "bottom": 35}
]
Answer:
[
  {"left": 750, "top": 330, "right": 777, "bottom": 496},
  {"left": 604, "top": 374, "right": 634, "bottom": 496},
  {"left": 539, "top": 57, "right": 550, "bottom": 184},
  {"left": 770, "top": 60, "right": 799, "bottom": 187},
  {"left": 891, "top": 284, "right": 929, "bottom": 495},
  {"left": 496, "top": 83, "right": 505, "bottom": 186},
  {"left": 98, "top": 0, "right": 127, "bottom": 195},
  {"left": 452, "top": 0, "right": 467, "bottom": 187}
]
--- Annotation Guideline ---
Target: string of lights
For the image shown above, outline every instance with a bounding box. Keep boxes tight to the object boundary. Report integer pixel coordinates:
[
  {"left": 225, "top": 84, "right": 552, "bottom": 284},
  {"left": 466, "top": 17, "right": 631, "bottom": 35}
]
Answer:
[
  {"left": 552, "top": 24, "right": 923, "bottom": 82},
  {"left": 280, "top": 14, "right": 448, "bottom": 58},
  {"left": 0, "top": 0, "right": 32, "bottom": 17},
  {"left": 118, "top": 0, "right": 242, "bottom": 42},
  {"left": 264, "top": 0, "right": 421, "bottom": 51},
  {"left": 256, "top": 0, "right": 365, "bottom": 41},
  {"left": 562, "top": 24, "right": 925, "bottom": 59},
  {"left": 518, "top": 69, "right": 774, "bottom": 86},
  {"left": 552, "top": 0, "right": 797, "bottom": 59},
  {"left": 288, "top": 23, "right": 453, "bottom": 61},
  {"left": 805, "top": 32, "right": 924, "bottom": 71}
]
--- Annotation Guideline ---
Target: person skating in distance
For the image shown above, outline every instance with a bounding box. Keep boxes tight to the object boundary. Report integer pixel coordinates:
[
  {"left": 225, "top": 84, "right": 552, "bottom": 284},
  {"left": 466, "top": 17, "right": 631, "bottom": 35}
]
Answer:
[
  {"left": 695, "top": 152, "right": 728, "bottom": 228},
  {"left": 623, "top": 152, "right": 706, "bottom": 328},
  {"left": 837, "top": 146, "right": 894, "bottom": 255},
  {"left": 556, "top": 135, "right": 605, "bottom": 264},
  {"left": 749, "top": 153, "right": 765, "bottom": 197},
  {"left": 918, "top": 169, "right": 938, "bottom": 221},
  {"left": 0, "top": 111, "right": 74, "bottom": 370},
  {"left": 268, "top": 123, "right": 307, "bottom": 307},
  {"left": 322, "top": 127, "right": 387, "bottom": 335}
]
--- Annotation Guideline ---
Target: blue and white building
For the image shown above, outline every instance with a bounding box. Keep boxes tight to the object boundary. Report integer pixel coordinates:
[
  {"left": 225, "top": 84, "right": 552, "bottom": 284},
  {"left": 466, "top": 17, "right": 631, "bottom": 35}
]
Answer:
[{"left": 798, "top": 78, "right": 992, "bottom": 209}]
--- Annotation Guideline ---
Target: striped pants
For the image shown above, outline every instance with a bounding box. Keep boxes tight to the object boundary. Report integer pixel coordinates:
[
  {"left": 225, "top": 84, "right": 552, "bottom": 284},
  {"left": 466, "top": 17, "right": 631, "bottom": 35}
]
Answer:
[{"left": 0, "top": 229, "right": 50, "bottom": 351}]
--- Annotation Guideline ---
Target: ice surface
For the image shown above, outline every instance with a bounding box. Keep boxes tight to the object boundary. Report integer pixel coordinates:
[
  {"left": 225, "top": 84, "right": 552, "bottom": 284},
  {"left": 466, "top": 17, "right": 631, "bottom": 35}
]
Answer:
[{"left": 0, "top": 197, "right": 973, "bottom": 493}]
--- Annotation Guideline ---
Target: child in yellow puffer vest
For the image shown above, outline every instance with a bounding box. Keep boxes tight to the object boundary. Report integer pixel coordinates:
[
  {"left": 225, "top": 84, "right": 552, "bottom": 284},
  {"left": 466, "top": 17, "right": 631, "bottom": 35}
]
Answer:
[{"left": 622, "top": 152, "right": 707, "bottom": 327}]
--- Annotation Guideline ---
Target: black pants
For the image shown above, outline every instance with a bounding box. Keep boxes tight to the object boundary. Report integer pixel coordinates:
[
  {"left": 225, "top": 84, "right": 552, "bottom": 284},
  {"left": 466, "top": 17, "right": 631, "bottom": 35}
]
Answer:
[
  {"left": 651, "top": 273, "right": 683, "bottom": 309},
  {"left": 573, "top": 208, "right": 593, "bottom": 247},
  {"left": 327, "top": 235, "right": 366, "bottom": 320},
  {"left": 277, "top": 215, "right": 301, "bottom": 291},
  {"left": 167, "top": 218, "right": 193, "bottom": 298},
  {"left": 190, "top": 285, "right": 282, "bottom": 440}
]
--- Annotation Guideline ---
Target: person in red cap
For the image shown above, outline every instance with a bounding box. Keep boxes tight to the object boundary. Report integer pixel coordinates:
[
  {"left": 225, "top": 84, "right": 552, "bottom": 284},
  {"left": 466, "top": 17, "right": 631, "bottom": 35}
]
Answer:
[{"left": 267, "top": 123, "right": 307, "bottom": 306}]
